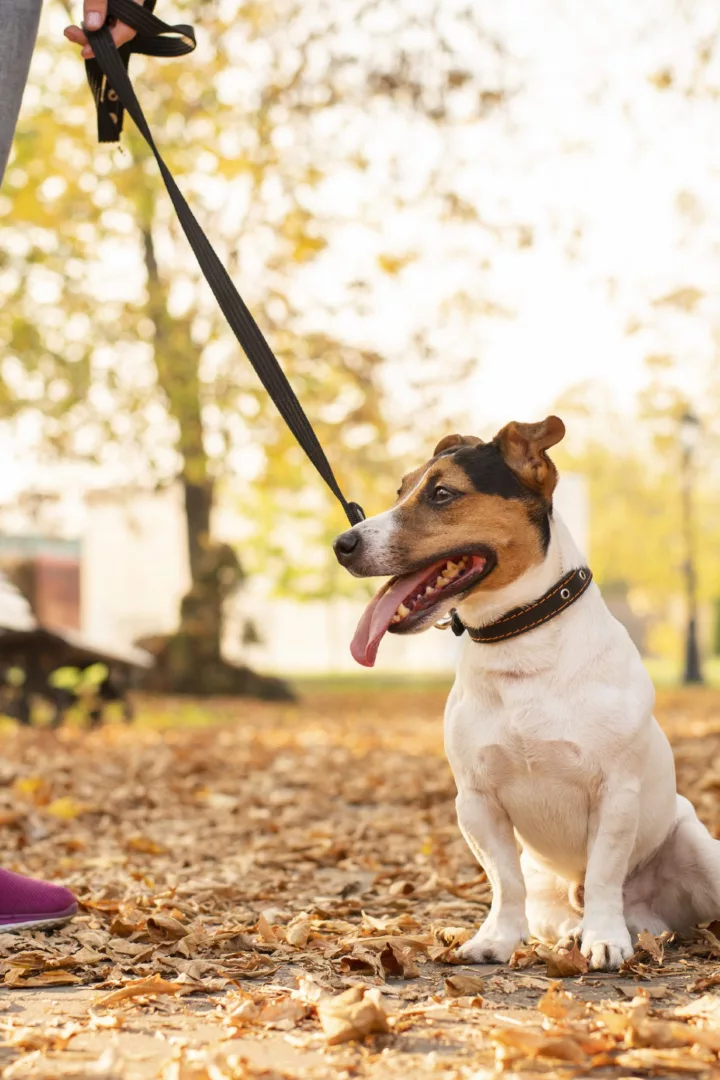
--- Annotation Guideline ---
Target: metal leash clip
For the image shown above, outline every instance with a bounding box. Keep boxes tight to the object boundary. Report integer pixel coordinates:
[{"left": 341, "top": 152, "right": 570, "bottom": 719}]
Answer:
[{"left": 435, "top": 610, "right": 465, "bottom": 636}]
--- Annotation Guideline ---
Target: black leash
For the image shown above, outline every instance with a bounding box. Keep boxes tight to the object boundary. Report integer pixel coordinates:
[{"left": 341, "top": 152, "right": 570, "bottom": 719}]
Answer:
[{"left": 84, "top": 0, "right": 365, "bottom": 527}]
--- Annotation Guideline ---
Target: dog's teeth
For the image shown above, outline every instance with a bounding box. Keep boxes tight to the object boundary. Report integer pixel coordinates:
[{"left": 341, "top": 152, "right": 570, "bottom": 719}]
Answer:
[
  {"left": 436, "top": 575, "right": 448, "bottom": 587},
  {"left": 445, "top": 566, "right": 459, "bottom": 579},
  {"left": 397, "top": 603, "right": 410, "bottom": 618},
  {"left": 391, "top": 614, "right": 400, "bottom": 623},
  {"left": 424, "top": 585, "right": 435, "bottom": 596}
]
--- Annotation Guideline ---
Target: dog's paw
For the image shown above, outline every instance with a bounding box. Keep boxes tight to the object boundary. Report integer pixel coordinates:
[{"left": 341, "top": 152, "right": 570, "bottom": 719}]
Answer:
[
  {"left": 559, "top": 922, "right": 632, "bottom": 971},
  {"left": 456, "top": 922, "right": 526, "bottom": 965}
]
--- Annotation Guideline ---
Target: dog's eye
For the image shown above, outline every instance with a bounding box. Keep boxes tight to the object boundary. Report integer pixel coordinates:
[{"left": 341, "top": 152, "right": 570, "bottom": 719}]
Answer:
[{"left": 430, "top": 485, "right": 458, "bottom": 504}]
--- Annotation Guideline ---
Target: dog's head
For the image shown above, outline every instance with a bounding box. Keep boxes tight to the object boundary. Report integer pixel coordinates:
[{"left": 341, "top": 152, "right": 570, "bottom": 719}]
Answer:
[{"left": 334, "top": 416, "right": 565, "bottom": 665}]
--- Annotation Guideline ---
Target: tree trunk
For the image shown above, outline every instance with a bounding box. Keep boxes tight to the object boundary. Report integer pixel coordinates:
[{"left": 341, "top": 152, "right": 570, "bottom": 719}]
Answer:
[{"left": 138, "top": 222, "right": 293, "bottom": 700}]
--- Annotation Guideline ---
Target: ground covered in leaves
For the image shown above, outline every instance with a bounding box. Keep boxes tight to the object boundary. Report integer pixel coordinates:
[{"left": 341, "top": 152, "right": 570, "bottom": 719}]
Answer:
[{"left": 2, "top": 685, "right": 720, "bottom": 1078}]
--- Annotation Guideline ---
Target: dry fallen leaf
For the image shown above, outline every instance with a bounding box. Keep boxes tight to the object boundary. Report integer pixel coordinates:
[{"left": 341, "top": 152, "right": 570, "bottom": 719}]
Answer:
[
  {"left": 317, "top": 985, "right": 390, "bottom": 1044},
  {"left": 4, "top": 969, "right": 84, "bottom": 987},
  {"left": 256, "top": 912, "right": 279, "bottom": 944},
  {"left": 146, "top": 913, "right": 188, "bottom": 942},
  {"left": 257, "top": 997, "right": 307, "bottom": 1030},
  {"left": 490, "top": 1022, "right": 588, "bottom": 1064},
  {"left": 537, "top": 981, "right": 586, "bottom": 1019},
  {"left": 285, "top": 915, "right": 312, "bottom": 948},
  {"left": 95, "top": 973, "right": 197, "bottom": 1008},
  {"left": 2, "top": 688, "right": 720, "bottom": 1079},
  {"left": 635, "top": 928, "right": 665, "bottom": 963},
  {"left": 444, "top": 973, "right": 486, "bottom": 998},
  {"left": 536, "top": 942, "right": 589, "bottom": 977}
]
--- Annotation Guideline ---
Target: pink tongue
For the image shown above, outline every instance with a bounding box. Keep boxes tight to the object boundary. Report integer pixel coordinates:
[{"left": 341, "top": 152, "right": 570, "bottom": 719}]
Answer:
[{"left": 350, "top": 565, "right": 439, "bottom": 668}]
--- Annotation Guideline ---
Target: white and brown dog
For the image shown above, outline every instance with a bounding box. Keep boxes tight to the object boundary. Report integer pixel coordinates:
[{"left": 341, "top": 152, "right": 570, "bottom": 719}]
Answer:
[{"left": 334, "top": 416, "right": 720, "bottom": 970}]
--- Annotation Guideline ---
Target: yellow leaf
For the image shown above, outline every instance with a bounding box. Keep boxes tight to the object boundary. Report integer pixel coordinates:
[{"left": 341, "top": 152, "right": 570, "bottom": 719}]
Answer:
[{"left": 46, "top": 796, "right": 87, "bottom": 820}]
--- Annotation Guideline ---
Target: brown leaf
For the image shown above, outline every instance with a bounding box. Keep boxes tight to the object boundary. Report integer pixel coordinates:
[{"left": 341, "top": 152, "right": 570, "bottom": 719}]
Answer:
[
  {"left": 444, "top": 973, "right": 486, "bottom": 998},
  {"left": 257, "top": 997, "right": 307, "bottom": 1030},
  {"left": 536, "top": 942, "right": 589, "bottom": 977},
  {"left": 285, "top": 916, "right": 312, "bottom": 948},
  {"left": 485, "top": 974, "right": 518, "bottom": 993},
  {"left": 125, "top": 835, "right": 167, "bottom": 855},
  {"left": 317, "top": 986, "right": 390, "bottom": 1045},
  {"left": 70, "top": 946, "right": 108, "bottom": 966},
  {"left": 108, "top": 913, "right": 145, "bottom": 938},
  {"left": 108, "top": 938, "right": 152, "bottom": 957},
  {"left": 675, "top": 993, "right": 720, "bottom": 1022},
  {"left": 95, "top": 973, "right": 196, "bottom": 1008},
  {"left": 537, "top": 982, "right": 586, "bottom": 1019},
  {"left": 256, "top": 912, "right": 279, "bottom": 944},
  {"left": 338, "top": 944, "right": 383, "bottom": 978},
  {"left": 616, "top": 982, "right": 670, "bottom": 999},
  {"left": 4, "top": 968, "right": 83, "bottom": 987},
  {"left": 509, "top": 944, "right": 543, "bottom": 969},
  {"left": 6, "top": 1023, "right": 83, "bottom": 1051},
  {"left": 491, "top": 1024, "right": 588, "bottom": 1064},
  {"left": 146, "top": 914, "right": 188, "bottom": 942},
  {"left": 5, "top": 950, "right": 54, "bottom": 970},
  {"left": 692, "top": 927, "right": 720, "bottom": 959},
  {"left": 635, "top": 929, "right": 664, "bottom": 963},
  {"left": 379, "top": 942, "right": 420, "bottom": 979}
]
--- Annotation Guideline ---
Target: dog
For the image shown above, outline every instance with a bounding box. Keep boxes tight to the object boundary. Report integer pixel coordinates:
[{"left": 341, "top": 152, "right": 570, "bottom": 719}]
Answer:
[{"left": 333, "top": 416, "right": 720, "bottom": 970}]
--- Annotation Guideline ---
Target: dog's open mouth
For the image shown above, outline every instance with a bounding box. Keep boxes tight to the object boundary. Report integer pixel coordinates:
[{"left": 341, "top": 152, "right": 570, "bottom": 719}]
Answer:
[{"left": 351, "top": 553, "right": 490, "bottom": 667}]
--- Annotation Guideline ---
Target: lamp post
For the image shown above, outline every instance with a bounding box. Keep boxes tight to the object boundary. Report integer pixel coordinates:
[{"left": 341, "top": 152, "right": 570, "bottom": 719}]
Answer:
[{"left": 679, "top": 409, "right": 703, "bottom": 685}]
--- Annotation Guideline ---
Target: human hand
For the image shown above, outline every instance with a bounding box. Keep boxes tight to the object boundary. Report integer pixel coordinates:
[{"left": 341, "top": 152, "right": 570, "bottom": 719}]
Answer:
[{"left": 64, "top": 0, "right": 143, "bottom": 59}]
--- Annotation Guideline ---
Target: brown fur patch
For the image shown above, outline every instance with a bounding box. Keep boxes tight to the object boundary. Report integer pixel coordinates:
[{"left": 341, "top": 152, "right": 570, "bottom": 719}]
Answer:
[
  {"left": 494, "top": 416, "right": 565, "bottom": 500},
  {"left": 433, "top": 433, "right": 484, "bottom": 455},
  {"left": 392, "top": 460, "right": 546, "bottom": 592}
]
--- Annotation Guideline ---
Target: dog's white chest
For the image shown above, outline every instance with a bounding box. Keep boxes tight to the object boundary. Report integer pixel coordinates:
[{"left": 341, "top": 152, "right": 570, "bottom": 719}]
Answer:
[{"left": 445, "top": 683, "right": 601, "bottom": 875}]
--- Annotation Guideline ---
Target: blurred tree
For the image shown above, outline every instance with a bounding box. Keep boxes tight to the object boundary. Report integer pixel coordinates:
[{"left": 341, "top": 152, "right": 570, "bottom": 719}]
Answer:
[
  {"left": 554, "top": 380, "right": 720, "bottom": 660},
  {"left": 0, "top": 0, "right": 509, "bottom": 692}
]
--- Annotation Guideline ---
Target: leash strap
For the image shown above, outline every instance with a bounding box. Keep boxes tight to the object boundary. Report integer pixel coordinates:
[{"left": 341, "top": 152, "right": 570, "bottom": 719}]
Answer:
[
  {"left": 84, "top": 0, "right": 365, "bottom": 526},
  {"left": 451, "top": 566, "right": 593, "bottom": 643}
]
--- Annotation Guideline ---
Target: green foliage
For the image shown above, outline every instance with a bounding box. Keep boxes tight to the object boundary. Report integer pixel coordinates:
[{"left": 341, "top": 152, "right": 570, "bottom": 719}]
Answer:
[
  {"left": 554, "top": 381, "right": 720, "bottom": 617},
  {"left": 48, "top": 662, "right": 108, "bottom": 692},
  {"left": 0, "top": 0, "right": 507, "bottom": 612}
]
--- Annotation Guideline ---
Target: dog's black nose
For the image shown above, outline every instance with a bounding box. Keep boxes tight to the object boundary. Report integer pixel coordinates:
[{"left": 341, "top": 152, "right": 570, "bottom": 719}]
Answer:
[{"left": 333, "top": 528, "right": 361, "bottom": 564}]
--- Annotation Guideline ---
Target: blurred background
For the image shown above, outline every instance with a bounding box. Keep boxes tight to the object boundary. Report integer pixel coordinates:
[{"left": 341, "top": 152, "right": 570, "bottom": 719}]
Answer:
[{"left": 1, "top": 0, "right": 720, "bottom": 711}]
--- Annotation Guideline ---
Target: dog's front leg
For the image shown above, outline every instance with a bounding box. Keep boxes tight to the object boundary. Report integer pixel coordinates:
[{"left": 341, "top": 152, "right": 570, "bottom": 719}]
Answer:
[
  {"left": 455, "top": 790, "right": 528, "bottom": 963},
  {"left": 566, "top": 779, "right": 639, "bottom": 970}
]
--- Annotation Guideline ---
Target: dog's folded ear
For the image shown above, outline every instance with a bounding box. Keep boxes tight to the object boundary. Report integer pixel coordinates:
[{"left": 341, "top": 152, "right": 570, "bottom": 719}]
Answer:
[
  {"left": 433, "top": 433, "right": 484, "bottom": 455},
  {"left": 494, "top": 415, "right": 565, "bottom": 498}
]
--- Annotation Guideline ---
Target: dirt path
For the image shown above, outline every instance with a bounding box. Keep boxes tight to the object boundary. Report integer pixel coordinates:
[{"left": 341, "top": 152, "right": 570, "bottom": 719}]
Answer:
[{"left": 0, "top": 687, "right": 719, "bottom": 1079}]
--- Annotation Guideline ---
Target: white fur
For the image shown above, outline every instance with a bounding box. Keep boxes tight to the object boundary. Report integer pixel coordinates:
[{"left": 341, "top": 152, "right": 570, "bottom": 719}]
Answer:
[
  {"left": 347, "top": 464, "right": 434, "bottom": 561},
  {"left": 441, "top": 511, "right": 720, "bottom": 970}
]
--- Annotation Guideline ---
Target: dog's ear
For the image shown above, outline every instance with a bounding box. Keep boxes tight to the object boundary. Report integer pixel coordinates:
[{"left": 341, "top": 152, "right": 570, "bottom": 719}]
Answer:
[
  {"left": 433, "top": 433, "right": 484, "bottom": 455},
  {"left": 494, "top": 415, "right": 565, "bottom": 498}
]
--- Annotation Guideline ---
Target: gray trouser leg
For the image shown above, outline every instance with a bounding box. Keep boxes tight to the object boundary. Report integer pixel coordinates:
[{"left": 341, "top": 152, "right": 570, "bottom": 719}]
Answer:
[{"left": 0, "top": 0, "right": 44, "bottom": 186}]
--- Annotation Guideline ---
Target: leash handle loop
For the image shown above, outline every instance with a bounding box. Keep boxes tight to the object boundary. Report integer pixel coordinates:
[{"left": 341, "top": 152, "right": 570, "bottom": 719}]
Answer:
[{"left": 85, "top": 2, "right": 364, "bottom": 527}]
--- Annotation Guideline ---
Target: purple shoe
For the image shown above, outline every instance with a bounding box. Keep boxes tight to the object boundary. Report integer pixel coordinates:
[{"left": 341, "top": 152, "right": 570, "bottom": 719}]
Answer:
[{"left": 0, "top": 868, "right": 78, "bottom": 931}]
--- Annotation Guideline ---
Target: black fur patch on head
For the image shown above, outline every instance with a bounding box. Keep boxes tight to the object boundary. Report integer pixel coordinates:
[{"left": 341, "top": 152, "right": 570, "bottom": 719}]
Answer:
[
  {"left": 453, "top": 443, "right": 537, "bottom": 501},
  {"left": 453, "top": 443, "right": 552, "bottom": 552}
]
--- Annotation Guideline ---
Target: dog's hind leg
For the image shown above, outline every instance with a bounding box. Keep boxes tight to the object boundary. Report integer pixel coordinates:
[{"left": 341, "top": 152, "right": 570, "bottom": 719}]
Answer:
[
  {"left": 625, "top": 795, "right": 720, "bottom": 935},
  {"left": 521, "top": 852, "right": 578, "bottom": 944}
]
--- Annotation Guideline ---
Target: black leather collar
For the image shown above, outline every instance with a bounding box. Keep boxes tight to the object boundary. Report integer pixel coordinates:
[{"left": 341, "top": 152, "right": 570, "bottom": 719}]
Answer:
[{"left": 450, "top": 566, "right": 593, "bottom": 643}]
